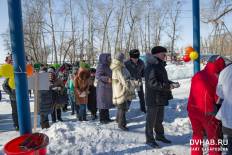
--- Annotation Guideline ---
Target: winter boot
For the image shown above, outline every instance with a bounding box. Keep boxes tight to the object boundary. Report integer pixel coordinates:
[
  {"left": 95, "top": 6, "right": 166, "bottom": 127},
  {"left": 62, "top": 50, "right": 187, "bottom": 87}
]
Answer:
[
  {"left": 118, "top": 126, "right": 129, "bottom": 131},
  {"left": 146, "top": 140, "right": 159, "bottom": 148},
  {"left": 156, "top": 135, "right": 171, "bottom": 144}
]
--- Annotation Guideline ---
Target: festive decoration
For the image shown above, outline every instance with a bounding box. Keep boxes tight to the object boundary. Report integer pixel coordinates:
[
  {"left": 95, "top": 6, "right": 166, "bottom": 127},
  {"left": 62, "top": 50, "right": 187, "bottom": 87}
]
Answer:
[
  {"left": 183, "top": 55, "right": 191, "bottom": 62},
  {"left": 34, "top": 63, "right": 41, "bottom": 70},
  {"left": 0, "top": 64, "right": 14, "bottom": 78},
  {"left": 80, "top": 61, "right": 91, "bottom": 69},
  {"left": 185, "top": 46, "right": 194, "bottom": 56},
  {"left": 189, "top": 51, "right": 199, "bottom": 60},
  {"left": 53, "top": 64, "right": 61, "bottom": 69},
  {"left": 26, "top": 64, "right": 34, "bottom": 77}
]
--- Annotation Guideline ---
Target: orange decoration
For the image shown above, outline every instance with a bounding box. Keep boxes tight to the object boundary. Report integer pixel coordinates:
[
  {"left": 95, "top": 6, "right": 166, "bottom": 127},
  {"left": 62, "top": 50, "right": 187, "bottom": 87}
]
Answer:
[
  {"left": 26, "top": 64, "right": 34, "bottom": 77},
  {"left": 185, "top": 46, "right": 194, "bottom": 56}
]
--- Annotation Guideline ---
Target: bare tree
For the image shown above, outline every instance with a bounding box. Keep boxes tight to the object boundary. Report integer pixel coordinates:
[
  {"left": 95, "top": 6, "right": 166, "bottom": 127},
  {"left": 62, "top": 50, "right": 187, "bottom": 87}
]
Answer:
[
  {"left": 23, "top": 0, "right": 50, "bottom": 63},
  {"left": 202, "top": 0, "right": 232, "bottom": 23},
  {"left": 47, "top": 0, "right": 58, "bottom": 64},
  {"left": 201, "top": 0, "right": 232, "bottom": 56},
  {"left": 166, "top": 0, "right": 182, "bottom": 56},
  {"left": 99, "top": 5, "right": 114, "bottom": 53},
  {"left": 114, "top": 0, "right": 126, "bottom": 53}
]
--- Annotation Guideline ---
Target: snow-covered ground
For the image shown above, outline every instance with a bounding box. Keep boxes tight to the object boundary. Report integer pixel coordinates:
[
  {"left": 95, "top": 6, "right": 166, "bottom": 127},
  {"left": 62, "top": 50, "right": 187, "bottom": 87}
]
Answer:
[{"left": 0, "top": 62, "right": 193, "bottom": 155}]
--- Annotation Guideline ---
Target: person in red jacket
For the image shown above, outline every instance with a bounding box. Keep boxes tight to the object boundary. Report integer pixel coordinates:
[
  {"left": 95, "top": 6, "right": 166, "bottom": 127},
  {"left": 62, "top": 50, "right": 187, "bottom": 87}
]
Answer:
[{"left": 187, "top": 56, "right": 225, "bottom": 155}]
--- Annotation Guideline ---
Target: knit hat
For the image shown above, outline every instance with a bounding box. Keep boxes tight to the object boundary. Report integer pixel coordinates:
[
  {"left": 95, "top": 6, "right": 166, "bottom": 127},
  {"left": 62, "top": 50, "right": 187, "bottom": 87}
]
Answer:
[
  {"left": 79, "top": 61, "right": 91, "bottom": 69},
  {"left": 89, "top": 68, "right": 96, "bottom": 74},
  {"left": 115, "top": 53, "right": 125, "bottom": 63},
  {"left": 129, "top": 49, "right": 140, "bottom": 58},
  {"left": 48, "top": 66, "right": 56, "bottom": 73},
  {"left": 151, "top": 46, "right": 167, "bottom": 55}
]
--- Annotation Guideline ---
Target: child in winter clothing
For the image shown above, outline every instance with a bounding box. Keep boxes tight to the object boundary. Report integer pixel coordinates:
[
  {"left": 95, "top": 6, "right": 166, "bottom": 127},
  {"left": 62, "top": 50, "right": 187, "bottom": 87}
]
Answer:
[
  {"left": 66, "top": 67, "right": 79, "bottom": 116},
  {"left": 74, "top": 65, "right": 91, "bottom": 121},
  {"left": 88, "top": 68, "right": 97, "bottom": 120},
  {"left": 110, "top": 53, "right": 136, "bottom": 131}
]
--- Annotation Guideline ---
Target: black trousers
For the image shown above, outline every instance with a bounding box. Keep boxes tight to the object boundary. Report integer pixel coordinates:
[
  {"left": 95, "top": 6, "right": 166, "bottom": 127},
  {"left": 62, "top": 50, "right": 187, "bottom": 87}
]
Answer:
[
  {"left": 138, "top": 86, "right": 146, "bottom": 112},
  {"left": 145, "top": 106, "right": 164, "bottom": 142},
  {"left": 227, "top": 136, "right": 232, "bottom": 155},
  {"left": 40, "top": 114, "right": 49, "bottom": 129},
  {"left": 10, "top": 99, "right": 19, "bottom": 127},
  {"left": 116, "top": 103, "right": 127, "bottom": 127},
  {"left": 51, "top": 108, "right": 62, "bottom": 122},
  {"left": 99, "top": 109, "right": 110, "bottom": 121}
]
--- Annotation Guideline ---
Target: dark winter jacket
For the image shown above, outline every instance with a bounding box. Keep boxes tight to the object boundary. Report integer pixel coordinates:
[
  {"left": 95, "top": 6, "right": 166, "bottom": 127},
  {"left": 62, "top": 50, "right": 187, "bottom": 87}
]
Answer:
[
  {"left": 96, "top": 53, "right": 113, "bottom": 109},
  {"left": 88, "top": 85, "right": 97, "bottom": 113},
  {"left": 2, "top": 78, "right": 16, "bottom": 101},
  {"left": 50, "top": 77, "right": 68, "bottom": 107},
  {"left": 125, "top": 59, "right": 145, "bottom": 80},
  {"left": 38, "top": 90, "right": 53, "bottom": 115},
  {"left": 144, "top": 54, "right": 173, "bottom": 107}
]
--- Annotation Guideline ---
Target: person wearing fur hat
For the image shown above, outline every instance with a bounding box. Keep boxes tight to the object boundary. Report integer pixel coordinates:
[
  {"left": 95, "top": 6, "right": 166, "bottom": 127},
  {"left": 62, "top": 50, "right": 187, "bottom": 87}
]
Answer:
[
  {"left": 110, "top": 53, "right": 136, "bottom": 131},
  {"left": 144, "top": 46, "right": 180, "bottom": 148},
  {"left": 125, "top": 49, "right": 146, "bottom": 113},
  {"left": 74, "top": 64, "right": 91, "bottom": 121}
]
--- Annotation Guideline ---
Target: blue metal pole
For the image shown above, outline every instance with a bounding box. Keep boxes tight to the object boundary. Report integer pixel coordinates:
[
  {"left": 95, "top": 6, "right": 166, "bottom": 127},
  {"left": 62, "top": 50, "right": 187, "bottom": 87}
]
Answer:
[
  {"left": 192, "top": 0, "right": 201, "bottom": 73},
  {"left": 7, "top": 0, "right": 32, "bottom": 135}
]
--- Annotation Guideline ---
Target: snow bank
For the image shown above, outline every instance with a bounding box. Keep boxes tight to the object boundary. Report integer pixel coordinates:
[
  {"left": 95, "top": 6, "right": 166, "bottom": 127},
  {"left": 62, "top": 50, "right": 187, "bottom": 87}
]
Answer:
[
  {"left": 41, "top": 121, "right": 146, "bottom": 155},
  {"left": 166, "top": 62, "right": 193, "bottom": 80}
]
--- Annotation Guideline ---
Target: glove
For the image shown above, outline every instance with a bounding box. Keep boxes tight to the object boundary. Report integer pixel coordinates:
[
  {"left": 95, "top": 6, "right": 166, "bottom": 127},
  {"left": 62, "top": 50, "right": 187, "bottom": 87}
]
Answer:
[{"left": 171, "top": 82, "right": 180, "bottom": 89}]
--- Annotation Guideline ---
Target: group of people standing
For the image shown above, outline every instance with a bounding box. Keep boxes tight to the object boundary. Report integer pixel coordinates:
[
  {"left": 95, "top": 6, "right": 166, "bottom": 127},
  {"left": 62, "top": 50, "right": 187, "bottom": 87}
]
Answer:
[
  {"left": 37, "top": 48, "right": 148, "bottom": 131},
  {"left": 4, "top": 45, "right": 232, "bottom": 154},
  {"left": 2, "top": 46, "right": 180, "bottom": 149}
]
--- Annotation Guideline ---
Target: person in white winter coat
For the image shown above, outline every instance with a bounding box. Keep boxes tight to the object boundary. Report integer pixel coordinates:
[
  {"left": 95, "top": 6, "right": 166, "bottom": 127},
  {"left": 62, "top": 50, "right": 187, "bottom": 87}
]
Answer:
[
  {"left": 216, "top": 64, "right": 232, "bottom": 155},
  {"left": 110, "top": 53, "right": 136, "bottom": 131}
]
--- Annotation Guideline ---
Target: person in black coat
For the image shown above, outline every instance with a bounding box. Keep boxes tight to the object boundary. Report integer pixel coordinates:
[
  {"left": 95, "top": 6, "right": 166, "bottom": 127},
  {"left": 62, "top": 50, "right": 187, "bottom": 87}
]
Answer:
[
  {"left": 88, "top": 68, "right": 97, "bottom": 120},
  {"left": 38, "top": 66, "right": 53, "bottom": 129},
  {"left": 144, "top": 46, "right": 180, "bottom": 148},
  {"left": 125, "top": 49, "right": 146, "bottom": 113}
]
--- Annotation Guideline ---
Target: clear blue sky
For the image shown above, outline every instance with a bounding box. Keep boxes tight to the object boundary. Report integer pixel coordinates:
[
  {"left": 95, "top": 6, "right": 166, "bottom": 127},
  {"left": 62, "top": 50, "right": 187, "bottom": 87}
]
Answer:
[
  {"left": 0, "top": 0, "right": 231, "bottom": 63},
  {"left": 0, "top": 0, "right": 9, "bottom": 63}
]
